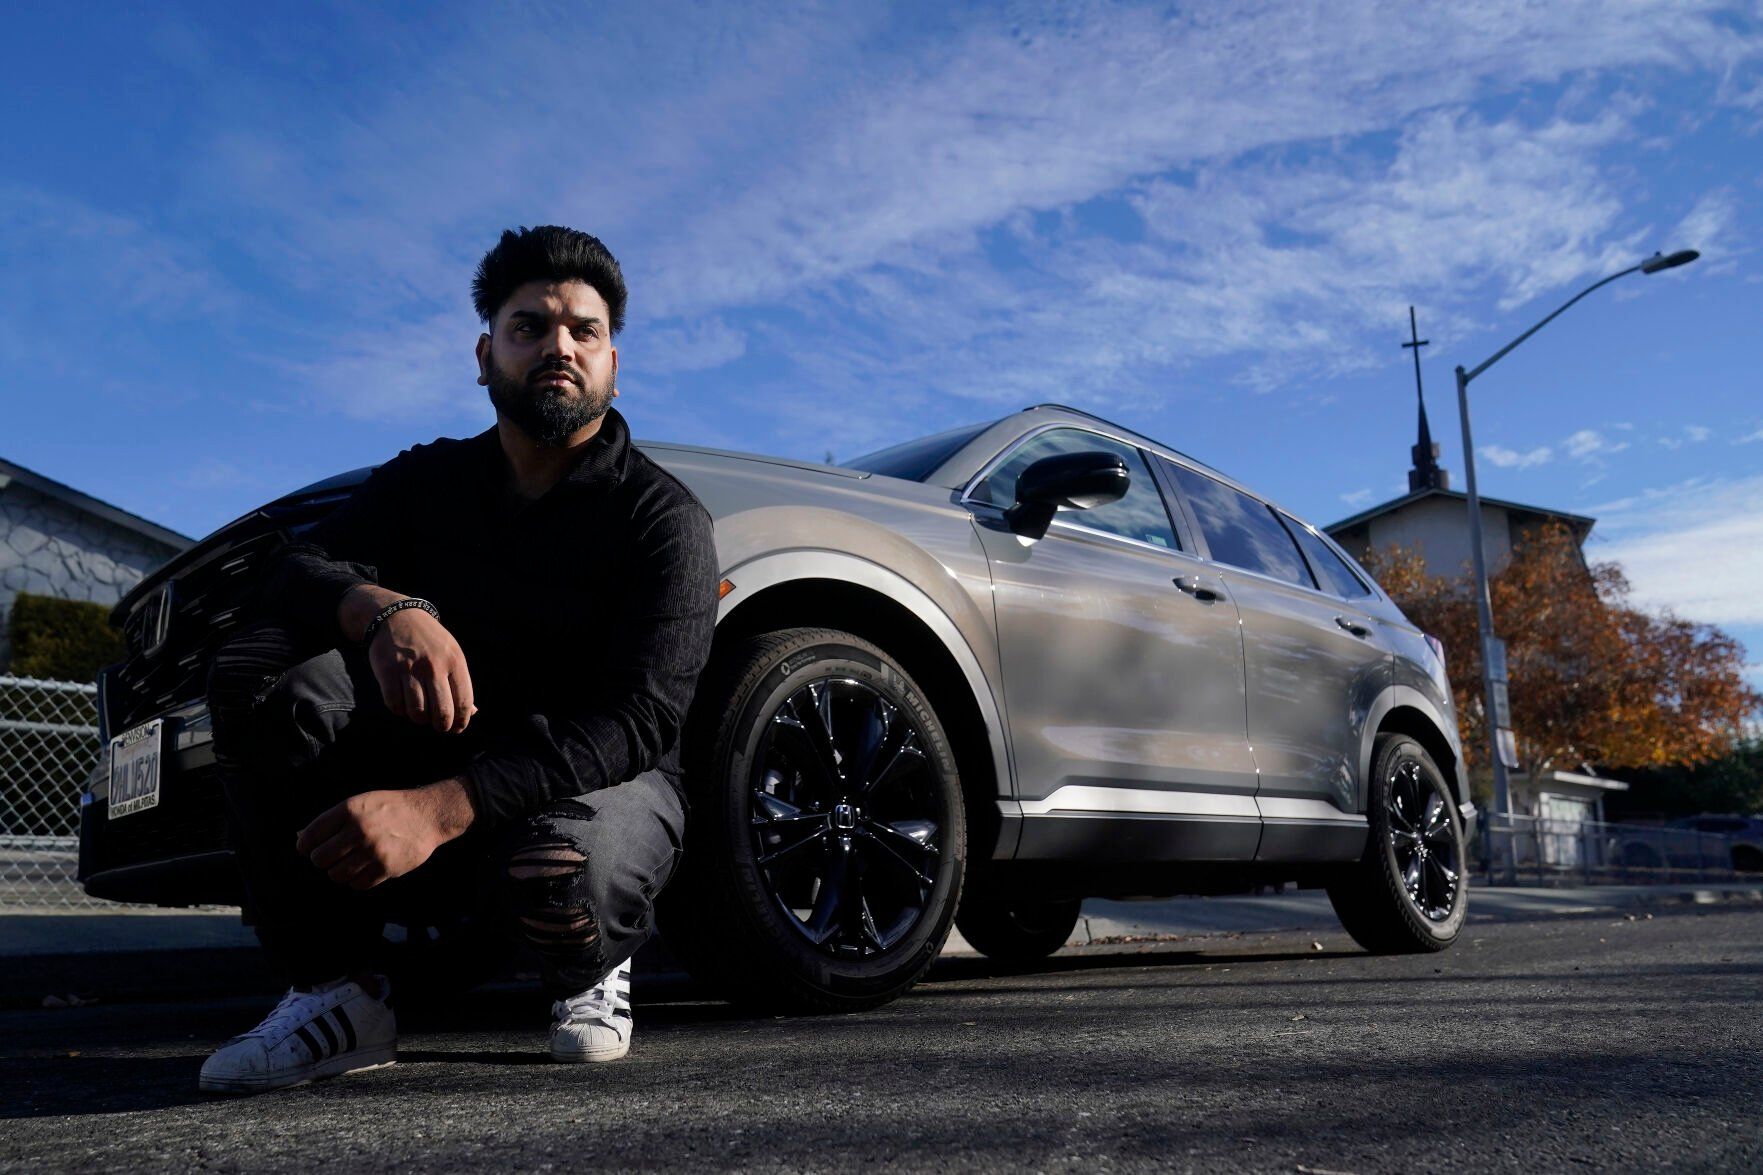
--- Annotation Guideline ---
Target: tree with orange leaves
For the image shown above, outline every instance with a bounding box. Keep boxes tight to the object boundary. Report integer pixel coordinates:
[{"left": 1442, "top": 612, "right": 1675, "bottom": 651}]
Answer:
[{"left": 1361, "top": 521, "right": 1760, "bottom": 791}]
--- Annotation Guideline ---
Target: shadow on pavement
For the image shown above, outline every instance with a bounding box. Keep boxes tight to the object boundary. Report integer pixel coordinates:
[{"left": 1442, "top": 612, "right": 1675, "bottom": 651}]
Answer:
[{"left": 3, "top": 1053, "right": 216, "bottom": 1118}]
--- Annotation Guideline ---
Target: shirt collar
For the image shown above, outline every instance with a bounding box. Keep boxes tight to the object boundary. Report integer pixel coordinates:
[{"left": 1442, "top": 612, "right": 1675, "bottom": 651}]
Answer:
[{"left": 471, "top": 406, "right": 633, "bottom": 501}]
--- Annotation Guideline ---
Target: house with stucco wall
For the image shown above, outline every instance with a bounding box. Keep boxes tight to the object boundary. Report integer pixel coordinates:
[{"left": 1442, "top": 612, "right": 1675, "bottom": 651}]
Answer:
[{"left": 0, "top": 456, "right": 192, "bottom": 671}]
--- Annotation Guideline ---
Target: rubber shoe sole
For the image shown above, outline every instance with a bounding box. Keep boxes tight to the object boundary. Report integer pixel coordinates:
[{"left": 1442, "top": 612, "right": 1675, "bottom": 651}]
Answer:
[
  {"left": 199, "top": 1044, "right": 398, "bottom": 1094},
  {"left": 549, "top": 1032, "right": 630, "bottom": 1063}
]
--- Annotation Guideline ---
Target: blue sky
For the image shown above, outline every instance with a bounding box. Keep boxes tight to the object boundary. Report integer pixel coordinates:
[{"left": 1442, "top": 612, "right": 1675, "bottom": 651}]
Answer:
[{"left": 5, "top": 1, "right": 1762, "bottom": 685}]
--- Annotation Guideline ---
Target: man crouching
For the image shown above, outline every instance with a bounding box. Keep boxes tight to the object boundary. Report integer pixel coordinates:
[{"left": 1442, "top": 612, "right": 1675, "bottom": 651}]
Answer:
[{"left": 199, "top": 225, "right": 717, "bottom": 1092}]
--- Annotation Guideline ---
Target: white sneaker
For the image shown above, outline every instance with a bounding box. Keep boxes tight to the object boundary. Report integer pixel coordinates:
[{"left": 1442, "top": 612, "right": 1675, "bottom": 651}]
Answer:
[
  {"left": 199, "top": 976, "right": 397, "bottom": 1094},
  {"left": 549, "top": 959, "right": 633, "bottom": 1063}
]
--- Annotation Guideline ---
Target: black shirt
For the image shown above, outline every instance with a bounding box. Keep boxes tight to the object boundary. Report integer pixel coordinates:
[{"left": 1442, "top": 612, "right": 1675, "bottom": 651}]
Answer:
[{"left": 252, "top": 407, "right": 719, "bottom": 825}]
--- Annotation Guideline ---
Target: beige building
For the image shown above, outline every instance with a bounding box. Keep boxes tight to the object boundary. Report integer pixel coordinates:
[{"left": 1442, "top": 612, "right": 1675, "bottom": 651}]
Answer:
[{"left": 1323, "top": 390, "right": 1594, "bottom": 576}]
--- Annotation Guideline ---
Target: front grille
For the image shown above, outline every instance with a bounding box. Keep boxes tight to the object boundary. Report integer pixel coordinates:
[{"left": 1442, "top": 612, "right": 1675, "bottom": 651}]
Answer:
[
  {"left": 80, "top": 752, "right": 229, "bottom": 875},
  {"left": 109, "top": 531, "right": 285, "bottom": 733}
]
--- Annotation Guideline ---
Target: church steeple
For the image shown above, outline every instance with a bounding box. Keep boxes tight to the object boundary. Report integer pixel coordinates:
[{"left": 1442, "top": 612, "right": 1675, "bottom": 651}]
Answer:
[{"left": 1403, "top": 306, "right": 1449, "bottom": 492}]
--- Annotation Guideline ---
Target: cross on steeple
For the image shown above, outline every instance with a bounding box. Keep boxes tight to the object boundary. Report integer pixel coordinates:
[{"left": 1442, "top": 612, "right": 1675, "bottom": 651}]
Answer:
[{"left": 1404, "top": 306, "right": 1449, "bottom": 492}]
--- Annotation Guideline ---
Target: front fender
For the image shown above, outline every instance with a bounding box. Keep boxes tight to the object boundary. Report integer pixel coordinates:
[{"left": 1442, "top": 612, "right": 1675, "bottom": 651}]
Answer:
[
  {"left": 1360, "top": 685, "right": 1467, "bottom": 811},
  {"left": 715, "top": 546, "right": 1013, "bottom": 811}
]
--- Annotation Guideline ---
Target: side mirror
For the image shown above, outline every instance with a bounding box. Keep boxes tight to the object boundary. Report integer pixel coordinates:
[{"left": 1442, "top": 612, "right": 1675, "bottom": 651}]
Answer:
[{"left": 1004, "top": 451, "right": 1130, "bottom": 540}]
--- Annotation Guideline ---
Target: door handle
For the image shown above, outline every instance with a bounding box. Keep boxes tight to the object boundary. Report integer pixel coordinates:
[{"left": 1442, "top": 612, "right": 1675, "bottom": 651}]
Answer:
[
  {"left": 1335, "top": 616, "right": 1371, "bottom": 638},
  {"left": 1173, "top": 576, "right": 1221, "bottom": 602}
]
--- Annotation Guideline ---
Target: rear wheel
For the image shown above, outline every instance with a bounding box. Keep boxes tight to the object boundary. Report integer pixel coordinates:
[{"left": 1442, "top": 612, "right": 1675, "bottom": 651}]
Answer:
[
  {"left": 955, "top": 892, "right": 1082, "bottom": 962},
  {"left": 1327, "top": 734, "right": 1466, "bottom": 954},
  {"left": 660, "top": 628, "right": 966, "bottom": 1012}
]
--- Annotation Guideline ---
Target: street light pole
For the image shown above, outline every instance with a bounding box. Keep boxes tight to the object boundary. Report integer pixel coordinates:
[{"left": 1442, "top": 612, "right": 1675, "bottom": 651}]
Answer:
[{"left": 1452, "top": 249, "right": 1698, "bottom": 821}]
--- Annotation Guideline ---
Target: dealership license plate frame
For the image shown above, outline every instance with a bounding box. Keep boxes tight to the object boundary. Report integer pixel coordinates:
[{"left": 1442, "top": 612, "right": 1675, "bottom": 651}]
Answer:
[{"left": 107, "top": 718, "right": 164, "bottom": 820}]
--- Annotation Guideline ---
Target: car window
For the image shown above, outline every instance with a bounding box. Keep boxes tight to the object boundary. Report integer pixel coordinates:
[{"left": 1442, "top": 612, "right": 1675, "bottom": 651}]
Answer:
[
  {"left": 1280, "top": 511, "right": 1371, "bottom": 598},
  {"left": 1162, "top": 460, "right": 1315, "bottom": 588},
  {"left": 972, "top": 428, "right": 1179, "bottom": 550},
  {"left": 1694, "top": 817, "right": 1745, "bottom": 833},
  {"left": 842, "top": 421, "right": 992, "bottom": 480}
]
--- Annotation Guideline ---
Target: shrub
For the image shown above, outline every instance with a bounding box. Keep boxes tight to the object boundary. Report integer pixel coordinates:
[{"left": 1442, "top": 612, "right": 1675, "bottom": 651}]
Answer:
[{"left": 6, "top": 591, "right": 127, "bottom": 683}]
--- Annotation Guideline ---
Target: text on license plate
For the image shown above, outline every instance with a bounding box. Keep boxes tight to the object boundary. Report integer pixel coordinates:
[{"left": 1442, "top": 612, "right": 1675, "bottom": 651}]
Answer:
[{"left": 108, "top": 719, "right": 164, "bottom": 820}]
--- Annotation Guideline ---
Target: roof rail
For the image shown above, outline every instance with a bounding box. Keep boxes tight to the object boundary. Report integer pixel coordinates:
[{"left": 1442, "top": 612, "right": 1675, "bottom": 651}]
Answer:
[{"left": 1020, "top": 402, "right": 1130, "bottom": 430}]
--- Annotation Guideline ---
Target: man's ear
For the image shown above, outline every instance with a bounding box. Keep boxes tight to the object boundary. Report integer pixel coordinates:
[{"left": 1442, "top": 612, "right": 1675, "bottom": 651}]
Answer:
[
  {"left": 475, "top": 333, "right": 491, "bottom": 387},
  {"left": 610, "top": 346, "right": 619, "bottom": 399}
]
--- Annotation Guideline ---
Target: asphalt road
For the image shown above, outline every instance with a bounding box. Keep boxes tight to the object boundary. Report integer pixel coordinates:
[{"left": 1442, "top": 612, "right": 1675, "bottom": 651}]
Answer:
[{"left": 4, "top": 904, "right": 1761, "bottom": 1173}]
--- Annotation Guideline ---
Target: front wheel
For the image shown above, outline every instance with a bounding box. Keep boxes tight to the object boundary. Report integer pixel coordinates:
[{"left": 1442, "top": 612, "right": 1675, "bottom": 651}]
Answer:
[
  {"left": 1327, "top": 734, "right": 1466, "bottom": 954},
  {"left": 660, "top": 628, "right": 966, "bottom": 1013}
]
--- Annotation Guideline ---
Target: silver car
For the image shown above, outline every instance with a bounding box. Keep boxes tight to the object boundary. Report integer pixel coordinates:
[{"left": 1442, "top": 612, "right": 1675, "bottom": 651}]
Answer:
[{"left": 82, "top": 404, "right": 1472, "bottom": 1011}]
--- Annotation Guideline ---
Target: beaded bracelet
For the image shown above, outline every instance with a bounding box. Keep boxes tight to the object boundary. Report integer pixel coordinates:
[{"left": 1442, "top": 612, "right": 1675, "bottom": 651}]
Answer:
[{"left": 361, "top": 597, "right": 440, "bottom": 646}]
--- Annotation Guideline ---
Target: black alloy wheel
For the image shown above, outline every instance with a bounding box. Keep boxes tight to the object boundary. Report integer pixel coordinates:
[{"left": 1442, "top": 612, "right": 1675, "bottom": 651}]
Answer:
[
  {"left": 1327, "top": 733, "right": 1467, "bottom": 954},
  {"left": 752, "top": 676, "right": 947, "bottom": 958},
  {"left": 1386, "top": 757, "right": 1460, "bottom": 923},
  {"left": 660, "top": 627, "right": 966, "bottom": 1012}
]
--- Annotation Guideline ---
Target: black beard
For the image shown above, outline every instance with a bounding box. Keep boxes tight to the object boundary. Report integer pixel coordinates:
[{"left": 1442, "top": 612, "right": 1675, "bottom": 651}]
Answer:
[{"left": 485, "top": 358, "right": 614, "bottom": 448}]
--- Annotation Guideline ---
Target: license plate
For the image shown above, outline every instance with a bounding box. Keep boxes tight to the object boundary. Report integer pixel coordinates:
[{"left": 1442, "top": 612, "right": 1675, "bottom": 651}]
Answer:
[{"left": 108, "top": 719, "right": 164, "bottom": 819}]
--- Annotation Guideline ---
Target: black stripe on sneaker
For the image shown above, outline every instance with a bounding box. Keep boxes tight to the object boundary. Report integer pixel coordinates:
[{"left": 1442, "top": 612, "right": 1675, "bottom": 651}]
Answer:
[
  {"left": 312, "top": 1010, "right": 340, "bottom": 1056},
  {"left": 332, "top": 1006, "right": 358, "bottom": 1053},
  {"left": 294, "top": 1025, "right": 326, "bottom": 1062}
]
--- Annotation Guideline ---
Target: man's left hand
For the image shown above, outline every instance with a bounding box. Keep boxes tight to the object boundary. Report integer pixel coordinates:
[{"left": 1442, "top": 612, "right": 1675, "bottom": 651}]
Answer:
[{"left": 296, "top": 779, "right": 477, "bottom": 890}]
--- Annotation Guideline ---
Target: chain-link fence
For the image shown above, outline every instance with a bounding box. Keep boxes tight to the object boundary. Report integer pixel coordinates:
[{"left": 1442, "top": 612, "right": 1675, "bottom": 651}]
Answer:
[
  {"left": 0, "top": 674, "right": 110, "bottom": 908},
  {"left": 1475, "top": 811, "right": 1763, "bottom": 887}
]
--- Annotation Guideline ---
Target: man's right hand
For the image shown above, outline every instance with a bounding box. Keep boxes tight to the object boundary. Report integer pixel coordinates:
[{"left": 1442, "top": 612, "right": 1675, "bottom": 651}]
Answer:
[{"left": 341, "top": 584, "right": 476, "bottom": 734}]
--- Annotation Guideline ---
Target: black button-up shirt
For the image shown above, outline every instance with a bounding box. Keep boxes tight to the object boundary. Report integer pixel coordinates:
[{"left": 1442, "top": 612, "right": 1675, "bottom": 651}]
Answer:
[{"left": 252, "top": 407, "right": 719, "bottom": 825}]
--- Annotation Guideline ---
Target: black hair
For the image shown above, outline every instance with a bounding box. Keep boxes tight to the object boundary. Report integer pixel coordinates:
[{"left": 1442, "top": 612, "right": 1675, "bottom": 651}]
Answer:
[{"left": 471, "top": 225, "right": 628, "bottom": 334}]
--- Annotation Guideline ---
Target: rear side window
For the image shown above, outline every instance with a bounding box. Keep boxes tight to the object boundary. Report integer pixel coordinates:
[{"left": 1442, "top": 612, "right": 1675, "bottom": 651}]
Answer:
[
  {"left": 1281, "top": 512, "right": 1371, "bottom": 598},
  {"left": 1163, "top": 460, "right": 1314, "bottom": 588},
  {"left": 972, "top": 428, "right": 1179, "bottom": 550}
]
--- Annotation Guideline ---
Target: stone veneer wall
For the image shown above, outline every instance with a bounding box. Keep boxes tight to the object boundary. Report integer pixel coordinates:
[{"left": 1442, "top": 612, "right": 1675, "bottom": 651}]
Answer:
[{"left": 0, "top": 482, "right": 185, "bottom": 671}]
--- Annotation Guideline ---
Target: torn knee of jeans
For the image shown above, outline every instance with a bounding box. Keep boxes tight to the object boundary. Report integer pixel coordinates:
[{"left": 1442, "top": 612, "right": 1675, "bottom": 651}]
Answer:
[
  {"left": 507, "top": 837, "right": 599, "bottom": 947},
  {"left": 507, "top": 844, "right": 586, "bottom": 881},
  {"left": 518, "top": 909, "right": 600, "bottom": 945}
]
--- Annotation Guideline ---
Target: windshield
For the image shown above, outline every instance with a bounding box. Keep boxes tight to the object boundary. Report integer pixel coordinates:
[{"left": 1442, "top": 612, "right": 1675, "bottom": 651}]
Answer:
[{"left": 841, "top": 421, "right": 991, "bottom": 481}]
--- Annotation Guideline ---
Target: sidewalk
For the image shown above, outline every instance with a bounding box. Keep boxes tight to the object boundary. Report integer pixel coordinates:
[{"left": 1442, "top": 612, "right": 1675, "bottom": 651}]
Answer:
[{"left": 6, "top": 882, "right": 1761, "bottom": 1007}]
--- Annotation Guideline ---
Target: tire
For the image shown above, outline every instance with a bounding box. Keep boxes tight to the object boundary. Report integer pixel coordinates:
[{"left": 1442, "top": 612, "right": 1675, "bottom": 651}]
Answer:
[
  {"left": 659, "top": 627, "right": 966, "bottom": 1013},
  {"left": 955, "top": 892, "right": 1082, "bottom": 963},
  {"left": 1327, "top": 734, "right": 1467, "bottom": 954},
  {"left": 1732, "top": 846, "right": 1763, "bottom": 874}
]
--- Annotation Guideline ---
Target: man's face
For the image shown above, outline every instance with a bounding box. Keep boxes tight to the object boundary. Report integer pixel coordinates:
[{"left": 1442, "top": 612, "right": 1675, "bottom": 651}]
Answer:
[{"left": 476, "top": 278, "right": 619, "bottom": 447}]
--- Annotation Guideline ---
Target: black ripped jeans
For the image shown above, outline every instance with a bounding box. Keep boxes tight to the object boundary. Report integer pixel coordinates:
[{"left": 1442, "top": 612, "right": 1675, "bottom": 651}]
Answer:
[{"left": 205, "top": 619, "right": 685, "bottom": 998}]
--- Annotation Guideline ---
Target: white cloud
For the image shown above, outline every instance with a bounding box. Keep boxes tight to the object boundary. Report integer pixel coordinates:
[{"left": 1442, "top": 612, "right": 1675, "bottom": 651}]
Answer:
[
  {"left": 288, "top": 309, "right": 491, "bottom": 426},
  {"left": 1736, "top": 426, "right": 1763, "bottom": 445},
  {"left": 1671, "top": 188, "right": 1739, "bottom": 255},
  {"left": 1340, "top": 488, "right": 1376, "bottom": 507},
  {"left": 1595, "top": 474, "right": 1763, "bottom": 627},
  {"left": 0, "top": 186, "right": 233, "bottom": 317},
  {"left": 1564, "top": 428, "right": 1630, "bottom": 462},
  {"left": 1480, "top": 444, "right": 1554, "bottom": 469},
  {"left": 1658, "top": 424, "right": 1715, "bottom": 449},
  {"left": 77, "top": 0, "right": 1763, "bottom": 441},
  {"left": 628, "top": 318, "right": 748, "bottom": 375}
]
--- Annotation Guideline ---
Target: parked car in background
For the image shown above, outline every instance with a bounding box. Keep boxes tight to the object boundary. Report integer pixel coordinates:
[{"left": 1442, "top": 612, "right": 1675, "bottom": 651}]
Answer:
[
  {"left": 1609, "top": 814, "right": 1763, "bottom": 873},
  {"left": 82, "top": 404, "right": 1472, "bottom": 1011}
]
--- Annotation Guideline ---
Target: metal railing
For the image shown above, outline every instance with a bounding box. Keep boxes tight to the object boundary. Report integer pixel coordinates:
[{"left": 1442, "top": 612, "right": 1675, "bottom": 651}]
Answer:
[
  {"left": 1476, "top": 812, "right": 1761, "bottom": 887},
  {"left": 0, "top": 674, "right": 111, "bottom": 908}
]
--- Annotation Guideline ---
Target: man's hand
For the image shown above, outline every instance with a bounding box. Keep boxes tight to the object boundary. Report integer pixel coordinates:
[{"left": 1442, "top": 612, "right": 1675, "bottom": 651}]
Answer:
[
  {"left": 364, "top": 603, "right": 478, "bottom": 734},
  {"left": 296, "top": 779, "right": 477, "bottom": 890}
]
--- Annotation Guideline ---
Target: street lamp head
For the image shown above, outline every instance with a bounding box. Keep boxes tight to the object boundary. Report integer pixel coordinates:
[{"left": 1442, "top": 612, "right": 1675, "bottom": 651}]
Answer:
[{"left": 1640, "top": 249, "right": 1700, "bottom": 274}]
